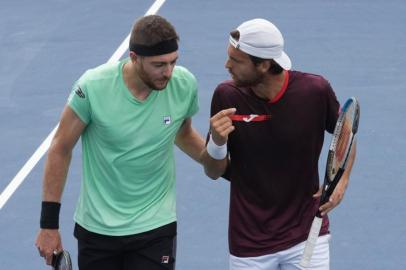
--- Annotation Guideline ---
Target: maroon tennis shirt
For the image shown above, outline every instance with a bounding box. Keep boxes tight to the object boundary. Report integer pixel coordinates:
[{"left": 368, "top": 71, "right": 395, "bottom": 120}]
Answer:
[{"left": 210, "top": 70, "right": 339, "bottom": 257}]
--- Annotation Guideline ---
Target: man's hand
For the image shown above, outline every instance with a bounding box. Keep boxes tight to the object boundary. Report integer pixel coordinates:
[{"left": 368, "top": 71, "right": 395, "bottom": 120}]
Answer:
[
  {"left": 35, "top": 229, "right": 63, "bottom": 265},
  {"left": 210, "top": 108, "right": 236, "bottom": 145},
  {"left": 313, "top": 177, "right": 348, "bottom": 216}
]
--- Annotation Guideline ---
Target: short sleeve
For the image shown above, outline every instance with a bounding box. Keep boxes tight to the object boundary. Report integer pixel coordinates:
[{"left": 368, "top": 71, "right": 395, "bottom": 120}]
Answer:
[
  {"left": 184, "top": 72, "right": 199, "bottom": 118},
  {"left": 67, "top": 79, "right": 91, "bottom": 124},
  {"left": 324, "top": 81, "right": 340, "bottom": 134}
]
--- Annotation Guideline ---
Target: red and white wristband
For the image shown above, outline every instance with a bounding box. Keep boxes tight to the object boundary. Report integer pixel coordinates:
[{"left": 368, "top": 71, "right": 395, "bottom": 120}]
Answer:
[{"left": 207, "top": 134, "right": 227, "bottom": 160}]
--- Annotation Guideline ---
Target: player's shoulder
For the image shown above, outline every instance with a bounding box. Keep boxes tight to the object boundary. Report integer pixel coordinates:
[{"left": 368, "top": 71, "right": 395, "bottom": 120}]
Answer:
[
  {"left": 77, "top": 61, "right": 121, "bottom": 88},
  {"left": 290, "top": 70, "right": 331, "bottom": 89},
  {"left": 172, "top": 65, "right": 196, "bottom": 82},
  {"left": 213, "top": 80, "right": 246, "bottom": 99},
  {"left": 85, "top": 61, "right": 120, "bottom": 80},
  {"left": 210, "top": 80, "right": 249, "bottom": 105},
  {"left": 215, "top": 80, "right": 238, "bottom": 93},
  {"left": 289, "top": 70, "right": 334, "bottom": 97},
  {"left": 167, "top": 66, "right": 197, "bottom": 96}
]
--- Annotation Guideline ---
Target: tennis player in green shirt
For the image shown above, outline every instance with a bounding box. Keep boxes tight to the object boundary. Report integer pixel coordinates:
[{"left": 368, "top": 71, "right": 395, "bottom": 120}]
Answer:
[{"left": 35, "top": 15, "right": 205, "bottom": 270}]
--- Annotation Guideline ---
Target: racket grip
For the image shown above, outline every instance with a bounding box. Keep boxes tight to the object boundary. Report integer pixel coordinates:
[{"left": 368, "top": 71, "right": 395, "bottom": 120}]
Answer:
[
  {"left": 51, "top": 252, "right": 59, "bottom": 268},
  {"left": 300, "top": 217, "right": 323, "bottom": 268}
]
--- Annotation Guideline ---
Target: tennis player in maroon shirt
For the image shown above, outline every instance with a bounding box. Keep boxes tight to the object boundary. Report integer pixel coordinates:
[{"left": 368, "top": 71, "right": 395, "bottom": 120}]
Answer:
[{"left": 201, "top": 18, "right": 356, "bottom": 270}]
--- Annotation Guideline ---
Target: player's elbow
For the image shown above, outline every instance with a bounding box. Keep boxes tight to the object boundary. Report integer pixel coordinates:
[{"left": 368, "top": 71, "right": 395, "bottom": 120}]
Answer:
[
  {"left": 204, "top": 165, "right": 226, "bottom": 180},
  {"left": 205, "top": 169, "right": 221, "bottom": 180},
  {"left": 48, "top": 138, "right": 74, "bottom": 158},
  {"left": 201, "top": 152, "right": 228, "bottom": 180}
]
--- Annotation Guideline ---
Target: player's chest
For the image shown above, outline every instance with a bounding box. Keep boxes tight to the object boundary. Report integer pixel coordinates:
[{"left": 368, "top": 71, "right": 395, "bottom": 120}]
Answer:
[
  {"left": 228, "top": 101, "right": 323, "bottom": 145},
  {"left": 90, "top": 98, "right": 184, "bottom": 145}
]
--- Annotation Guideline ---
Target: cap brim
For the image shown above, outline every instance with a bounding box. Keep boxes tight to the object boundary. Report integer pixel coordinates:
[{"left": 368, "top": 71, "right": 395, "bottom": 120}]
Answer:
[{"left": 274, "top": 51, "right": 291, "bottom": 70}]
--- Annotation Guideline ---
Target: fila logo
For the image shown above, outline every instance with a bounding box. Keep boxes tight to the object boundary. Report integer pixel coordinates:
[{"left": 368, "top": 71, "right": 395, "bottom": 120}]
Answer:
[
  {"left": 163, "top": 116, "right": 171, "bottom": 125},
  {"left": 75, "top": 86, "right": 85, "bottom": 98},
  {"left": 161, "top": 256, "right": 170, "bottom": 264}
]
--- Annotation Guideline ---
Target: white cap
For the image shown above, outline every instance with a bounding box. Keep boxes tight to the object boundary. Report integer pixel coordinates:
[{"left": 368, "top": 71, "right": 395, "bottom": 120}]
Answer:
[{"left": 229, "top": 18, "right": 292, "bottom": 70}]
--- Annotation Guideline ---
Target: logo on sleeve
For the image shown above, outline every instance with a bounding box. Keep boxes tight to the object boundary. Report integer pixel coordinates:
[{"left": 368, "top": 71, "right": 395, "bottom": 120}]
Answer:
[{"left": 75, "top": 86, "right": 85, "bottom": 98}]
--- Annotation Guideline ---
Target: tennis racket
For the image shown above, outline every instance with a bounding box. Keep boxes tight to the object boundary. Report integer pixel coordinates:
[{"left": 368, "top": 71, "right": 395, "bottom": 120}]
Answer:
[
  {"left": 52, "top": 250, "right": 72, "bottom": 270},
  {"left": 300, "top": 97, "right": 360, "bottom": 268}
]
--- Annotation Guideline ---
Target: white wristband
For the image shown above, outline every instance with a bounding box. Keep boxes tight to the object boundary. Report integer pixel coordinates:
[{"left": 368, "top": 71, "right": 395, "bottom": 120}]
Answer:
[{"left": 207, "top": 134, "right": 227, "bottom": 160}]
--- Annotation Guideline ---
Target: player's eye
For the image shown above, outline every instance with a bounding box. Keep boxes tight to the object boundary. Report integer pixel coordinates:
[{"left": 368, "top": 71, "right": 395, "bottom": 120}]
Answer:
[{"left": 230, "top": 57, "right": 241, "bottom": 63}]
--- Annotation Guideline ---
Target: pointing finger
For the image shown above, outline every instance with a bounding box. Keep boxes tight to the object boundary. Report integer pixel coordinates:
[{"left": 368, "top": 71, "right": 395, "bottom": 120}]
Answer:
[{"left": 212, "top": 108, "right": 236, "bottom": 121}]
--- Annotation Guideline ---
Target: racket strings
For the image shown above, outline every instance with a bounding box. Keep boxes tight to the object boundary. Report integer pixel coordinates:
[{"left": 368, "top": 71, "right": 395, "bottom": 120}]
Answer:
[
  {"left": 335, "top": 117, "right": 352, "bottom": 162},
  {"left": 329, "top": 104, "right": 356, "bottom": 179}
]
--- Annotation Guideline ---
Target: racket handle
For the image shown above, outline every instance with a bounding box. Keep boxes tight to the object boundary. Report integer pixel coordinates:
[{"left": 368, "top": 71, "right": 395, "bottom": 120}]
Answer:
[
  {"left": 300, "top": 216, "right": 323, "bottom": 268},
  {"left": 51, "top": 252, "right": 59, "bottom": 268}
]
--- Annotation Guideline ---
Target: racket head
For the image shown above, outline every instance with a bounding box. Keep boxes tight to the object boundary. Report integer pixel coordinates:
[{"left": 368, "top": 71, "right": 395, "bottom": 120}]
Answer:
[
  {"left": 52, "top": 250, "right": 72, "bottom": 270},
  {"left": 326, "top": 97, "right": 360, "bottom": 183}
]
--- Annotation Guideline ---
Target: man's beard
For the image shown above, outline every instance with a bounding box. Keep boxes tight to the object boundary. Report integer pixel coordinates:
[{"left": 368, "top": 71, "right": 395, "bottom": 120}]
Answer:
[
  {"left": 144, "top": 78, "right": 169, "bottom": 90},
  {"left": 139, "top": 64, "right": 170, "bottom": 90},
  {"left": 232, "top": 71, "right": 264, "bottom": 87}
]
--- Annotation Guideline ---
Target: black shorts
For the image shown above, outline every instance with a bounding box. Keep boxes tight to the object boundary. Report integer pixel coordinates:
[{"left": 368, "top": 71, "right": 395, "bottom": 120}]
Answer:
[{"left": 74, "top": 222, "right": 177, "bottom": 270}]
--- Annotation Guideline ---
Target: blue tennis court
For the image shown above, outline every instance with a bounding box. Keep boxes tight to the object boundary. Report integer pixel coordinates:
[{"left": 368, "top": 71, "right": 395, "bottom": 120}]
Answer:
[{"left": 0, "top": 0, "right": 405, "bottom": 269}]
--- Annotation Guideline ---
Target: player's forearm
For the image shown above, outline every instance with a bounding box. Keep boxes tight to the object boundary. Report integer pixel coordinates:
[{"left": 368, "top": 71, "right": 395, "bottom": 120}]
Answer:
[
  {"left": 42, "top": 142, "right": 72, "bottom": 202},
  {"left": 175, "top": 125, "right": 206, "bottom": 164},
  {"left": 175, "top": 130, "right": 227, "bottom": 179},
  {"left": 200, "top": 150, "right": 228, "bottom": 180}
]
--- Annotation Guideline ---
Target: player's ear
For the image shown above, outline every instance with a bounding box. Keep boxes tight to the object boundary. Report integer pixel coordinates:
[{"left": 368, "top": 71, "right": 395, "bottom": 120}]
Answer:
[
  {"left": 129, "top": 51, "right": 139, "bottom": 64},
  {"left": 257, "top": 60, "right": 271, "bottom": 73}
]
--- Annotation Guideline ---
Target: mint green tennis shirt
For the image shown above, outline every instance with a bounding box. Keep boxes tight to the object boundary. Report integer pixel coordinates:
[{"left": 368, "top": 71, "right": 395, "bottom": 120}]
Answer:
[{"left": 67, "top": 59, "right": 198, "bottom": 236}]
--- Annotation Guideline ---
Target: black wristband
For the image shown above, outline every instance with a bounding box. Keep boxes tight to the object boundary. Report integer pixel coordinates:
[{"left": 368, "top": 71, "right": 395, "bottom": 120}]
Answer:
[{"left": 40, "top": 201, "right": 61, "bottom": 229}]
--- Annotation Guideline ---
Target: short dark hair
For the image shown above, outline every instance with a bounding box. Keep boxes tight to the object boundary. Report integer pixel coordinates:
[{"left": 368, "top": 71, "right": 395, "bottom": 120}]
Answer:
[
  {"left": 230, "top": 30, "right": 283, "bottom": 75},
  {"left": 130, "top": 15, "right": 179, "bottom": 47}
]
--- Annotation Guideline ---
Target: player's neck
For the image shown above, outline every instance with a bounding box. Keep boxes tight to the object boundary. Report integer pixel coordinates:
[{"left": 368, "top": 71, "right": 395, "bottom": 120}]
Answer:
[
  {"left": 122, "top": 62, "right": 152, "bottom": 101},
  {"left": 252, "top": 70, "right": 287, "bottom": 101}
]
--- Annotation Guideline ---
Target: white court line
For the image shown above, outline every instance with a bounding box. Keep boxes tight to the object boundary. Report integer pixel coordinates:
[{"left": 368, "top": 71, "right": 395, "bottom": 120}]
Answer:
[{"left": 0, "top": 0, "right": 167, "bottom": 210}]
